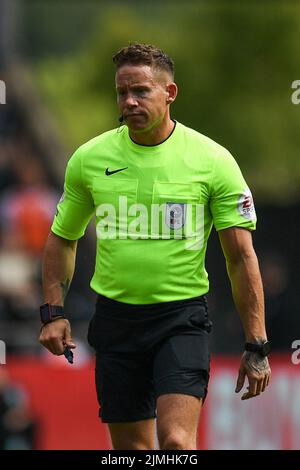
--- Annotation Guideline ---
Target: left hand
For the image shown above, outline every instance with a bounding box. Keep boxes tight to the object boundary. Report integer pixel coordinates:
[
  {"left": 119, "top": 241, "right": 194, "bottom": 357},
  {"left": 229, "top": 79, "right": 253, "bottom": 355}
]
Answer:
[{"left": 235, "top": 351, "right": 271, "bottom": 400}]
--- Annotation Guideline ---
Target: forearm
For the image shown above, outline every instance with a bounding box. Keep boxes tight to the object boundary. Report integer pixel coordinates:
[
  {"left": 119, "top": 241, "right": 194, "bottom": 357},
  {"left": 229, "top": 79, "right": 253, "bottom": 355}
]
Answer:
[
  {"left": 42, "top": 231, "right": 78, "bottom": 306},
  {"left": 227, "top": 251, "right": 267, "bottom": 343}
]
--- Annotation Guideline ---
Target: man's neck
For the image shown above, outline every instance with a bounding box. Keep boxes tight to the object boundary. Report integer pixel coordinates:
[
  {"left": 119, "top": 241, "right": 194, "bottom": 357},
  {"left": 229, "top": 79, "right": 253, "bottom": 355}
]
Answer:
[{"left": 129, "top": 118, "right": 175, "bottom": 146}]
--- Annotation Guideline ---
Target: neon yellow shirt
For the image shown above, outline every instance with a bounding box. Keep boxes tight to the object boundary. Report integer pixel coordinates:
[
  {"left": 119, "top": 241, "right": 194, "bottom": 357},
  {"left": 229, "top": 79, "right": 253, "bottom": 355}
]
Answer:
[{"left": 51, "top": 122, "right": 256, "bottom": 304}]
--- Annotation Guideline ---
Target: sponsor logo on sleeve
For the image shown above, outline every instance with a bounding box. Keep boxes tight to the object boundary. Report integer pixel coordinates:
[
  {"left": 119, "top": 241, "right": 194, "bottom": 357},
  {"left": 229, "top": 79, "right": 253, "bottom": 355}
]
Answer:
[
  {"left": 58, "top": 192, "right": 65, "bottom": 204},
  {"left": 0, "top": 80, "right": 6, "bottom": 104},
  {"left": 55, "top": 192, "right": 65, "bottom": 216},
  {"left": 238, "top": 189, "right": 256, "bottom": 221}
]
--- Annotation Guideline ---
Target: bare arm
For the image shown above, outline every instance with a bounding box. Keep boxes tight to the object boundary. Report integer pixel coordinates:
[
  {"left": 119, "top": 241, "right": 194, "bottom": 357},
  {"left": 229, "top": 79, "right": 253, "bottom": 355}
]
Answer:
[
  {"left": 39, "top": 231, "right": 78, "bottom": 355},
  {"left": 42, "top": 231, "right": 77, "bottom": 305},
  {"left": 218, "top": 227, "right": 271, "bottom": 399}
]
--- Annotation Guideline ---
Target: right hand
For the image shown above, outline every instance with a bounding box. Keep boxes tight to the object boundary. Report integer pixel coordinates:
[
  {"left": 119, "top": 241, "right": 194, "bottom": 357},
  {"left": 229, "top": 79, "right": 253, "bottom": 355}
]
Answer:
[
  {"left": 39, "top": 318, "right": 76, "bottom": 356},
  {"left": 235, "top": 351, "right": 271, "bottom": 400}
]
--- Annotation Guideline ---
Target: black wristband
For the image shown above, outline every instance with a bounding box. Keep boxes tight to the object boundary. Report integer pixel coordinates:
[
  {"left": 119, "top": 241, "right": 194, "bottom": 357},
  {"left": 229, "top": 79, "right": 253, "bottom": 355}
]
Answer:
[
  {"left": 40, "top": 303, "right": 65, "bottom": 325},
  {"left": 245, "top": 341, "right": 271, "bottom": 357}
]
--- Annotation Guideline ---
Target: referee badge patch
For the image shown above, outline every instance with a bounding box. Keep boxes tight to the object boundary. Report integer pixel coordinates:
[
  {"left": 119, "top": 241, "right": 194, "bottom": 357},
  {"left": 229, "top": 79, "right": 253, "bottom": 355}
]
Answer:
[{"left": 165, "top": 202, "right": 186, "bottom": 229}]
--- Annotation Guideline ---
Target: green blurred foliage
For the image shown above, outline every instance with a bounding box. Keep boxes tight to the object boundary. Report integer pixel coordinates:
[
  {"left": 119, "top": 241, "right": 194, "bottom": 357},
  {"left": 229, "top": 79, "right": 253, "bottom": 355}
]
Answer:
[{"left": 22, "top": 1, "right": 300, "bottom": 204}]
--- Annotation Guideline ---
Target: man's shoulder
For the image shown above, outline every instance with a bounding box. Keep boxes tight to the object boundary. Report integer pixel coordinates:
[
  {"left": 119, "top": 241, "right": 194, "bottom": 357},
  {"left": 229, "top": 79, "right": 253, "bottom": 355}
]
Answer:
[
  {"left": 66, "top": 127, "right": 122, "bottom": 169},
  {"left": 78, "top": 127, "right": 121, "bottom": 154},
  {"left": 179, "top": 122, "right": 230, "bottom": 157}
]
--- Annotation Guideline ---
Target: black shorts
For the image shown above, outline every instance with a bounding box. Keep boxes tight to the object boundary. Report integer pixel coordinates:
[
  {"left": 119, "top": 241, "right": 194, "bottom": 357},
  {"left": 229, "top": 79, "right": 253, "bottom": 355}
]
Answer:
[{"left": 87, "top": 294, "right": 212, "bottom": 423}]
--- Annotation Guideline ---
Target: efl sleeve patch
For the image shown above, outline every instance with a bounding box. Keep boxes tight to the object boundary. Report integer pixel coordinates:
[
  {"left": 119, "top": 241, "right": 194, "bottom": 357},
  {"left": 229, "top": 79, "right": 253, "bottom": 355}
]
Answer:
[{"left": 237, "top": 189, "right": 256, "bottom": 221}]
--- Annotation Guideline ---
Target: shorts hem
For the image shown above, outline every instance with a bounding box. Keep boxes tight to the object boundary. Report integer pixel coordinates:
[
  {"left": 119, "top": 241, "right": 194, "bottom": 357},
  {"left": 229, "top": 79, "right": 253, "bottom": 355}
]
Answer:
[
  {"left": 100, "top": 413, "right": 157, "bottom": 424},
  {"left": 156, "top": 390, "right": 207, "bottom": 401},
  {"left": 156, "top": 389, "right": 207, "bottom": 405}
]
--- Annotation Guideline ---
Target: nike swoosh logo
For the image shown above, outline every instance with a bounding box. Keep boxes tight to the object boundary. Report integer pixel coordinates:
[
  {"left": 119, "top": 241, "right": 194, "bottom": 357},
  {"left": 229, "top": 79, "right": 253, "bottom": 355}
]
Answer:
[{"left": 105, "top": 167, "right": 128, "bottom": 176}]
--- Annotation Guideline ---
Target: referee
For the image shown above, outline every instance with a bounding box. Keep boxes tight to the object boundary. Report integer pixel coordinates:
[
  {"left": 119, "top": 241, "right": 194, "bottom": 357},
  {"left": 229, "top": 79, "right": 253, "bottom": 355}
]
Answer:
[{"left": 39, "top": 43, "right": 271, "bottom": 450}]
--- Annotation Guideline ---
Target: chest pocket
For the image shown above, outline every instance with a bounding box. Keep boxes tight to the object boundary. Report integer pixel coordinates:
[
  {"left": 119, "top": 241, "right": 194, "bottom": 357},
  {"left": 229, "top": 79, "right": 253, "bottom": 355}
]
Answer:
[
  {"left": 151, "top": 182, "right": 202, "bottom": 240},
  {"left": 92, "top": 177, "right": 138, "bottom": 238},
  {"left": 92, "top": 177, "right": 138, "bottom": 205}
]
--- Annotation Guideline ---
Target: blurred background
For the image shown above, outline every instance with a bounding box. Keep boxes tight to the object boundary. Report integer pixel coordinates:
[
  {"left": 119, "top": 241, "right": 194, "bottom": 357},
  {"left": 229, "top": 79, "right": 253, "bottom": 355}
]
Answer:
[{"left": 0, "top": 0, "right": 299, "bottom": 450}]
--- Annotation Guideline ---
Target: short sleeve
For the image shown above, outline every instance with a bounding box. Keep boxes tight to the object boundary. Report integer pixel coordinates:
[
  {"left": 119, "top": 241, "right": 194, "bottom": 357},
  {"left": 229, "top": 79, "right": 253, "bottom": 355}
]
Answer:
[
  {"left": 51, "top": 147, "right": 94, "bottom": 240},
  {"left": 209, "top": 148, "right": 257, "bottom": 232}
]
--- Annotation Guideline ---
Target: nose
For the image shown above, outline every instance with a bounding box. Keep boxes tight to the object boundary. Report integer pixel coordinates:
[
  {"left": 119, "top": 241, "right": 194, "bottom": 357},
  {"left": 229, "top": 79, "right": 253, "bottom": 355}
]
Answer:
[{"left": 125, "top": 93, "right": 138, "bottom": 108}]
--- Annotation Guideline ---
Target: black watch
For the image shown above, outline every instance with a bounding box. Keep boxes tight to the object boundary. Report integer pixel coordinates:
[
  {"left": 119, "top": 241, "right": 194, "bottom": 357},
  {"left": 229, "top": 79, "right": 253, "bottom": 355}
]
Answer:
[
  {"left": 40, "top": 303, "right": 65, "bottom": 325},
  {"left": 245, "top": 341, "right": 271, "bottom": 357}
]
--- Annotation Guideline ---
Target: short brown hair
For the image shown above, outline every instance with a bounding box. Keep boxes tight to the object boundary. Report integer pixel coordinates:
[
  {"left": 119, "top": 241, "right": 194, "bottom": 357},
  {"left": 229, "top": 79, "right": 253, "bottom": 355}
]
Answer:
[{"left": 112, "top": 43, "right": 174, "bottom": 78}]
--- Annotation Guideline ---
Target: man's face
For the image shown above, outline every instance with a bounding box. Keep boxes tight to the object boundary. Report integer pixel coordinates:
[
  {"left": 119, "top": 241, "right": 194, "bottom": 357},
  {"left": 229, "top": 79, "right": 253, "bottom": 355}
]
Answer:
[{"left": 115, "top": 64, "right": 174, "bottom": 133}]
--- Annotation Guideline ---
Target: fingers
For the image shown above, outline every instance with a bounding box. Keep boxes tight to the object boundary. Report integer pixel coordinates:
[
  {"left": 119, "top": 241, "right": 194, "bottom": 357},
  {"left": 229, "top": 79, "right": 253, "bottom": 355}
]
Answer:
[
  {"left": 236, "top": 352, "right": 271, "bottom": 400},
  {"left": 39, "top": 319, "right": 74, "bottom": 355},
  {"left": 241, "top": 371, "right": 271, "bottom": 400},
  {"left": 39, "top": 332, "right": 65, "bottom": 355},
  {"left": 241, "top": 377, "right": 258, "bottom": 400},
  {"left": 261, "top": 374, "right": 269, "bottom": 393},
  {"left": 257, "top": 369, "right": 271, "bottom": 394},
  {"left": 64, "top": 323, "right": 76, "bottom": 349},
  {"left": 235, "top": 368, "right": 246, "bottom": 393},
  {"left": 49, "top": 338, "right": 65, "bottom": 355},
  {"left": 261, "top": 368, "right": 271, "bottom": 393}
]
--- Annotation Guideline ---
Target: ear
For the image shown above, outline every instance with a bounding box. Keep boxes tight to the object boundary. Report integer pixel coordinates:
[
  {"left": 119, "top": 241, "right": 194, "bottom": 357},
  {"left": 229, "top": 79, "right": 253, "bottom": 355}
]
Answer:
[{"left": 166, "top": 82, "right": 178, "bottom": 104}]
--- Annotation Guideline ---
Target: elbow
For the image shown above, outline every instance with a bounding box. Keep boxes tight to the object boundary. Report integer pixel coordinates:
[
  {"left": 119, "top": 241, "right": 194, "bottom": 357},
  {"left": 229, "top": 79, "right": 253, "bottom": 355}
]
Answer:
[{"left": 45, "top": 231, "right": 78, "bottom": 252}]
